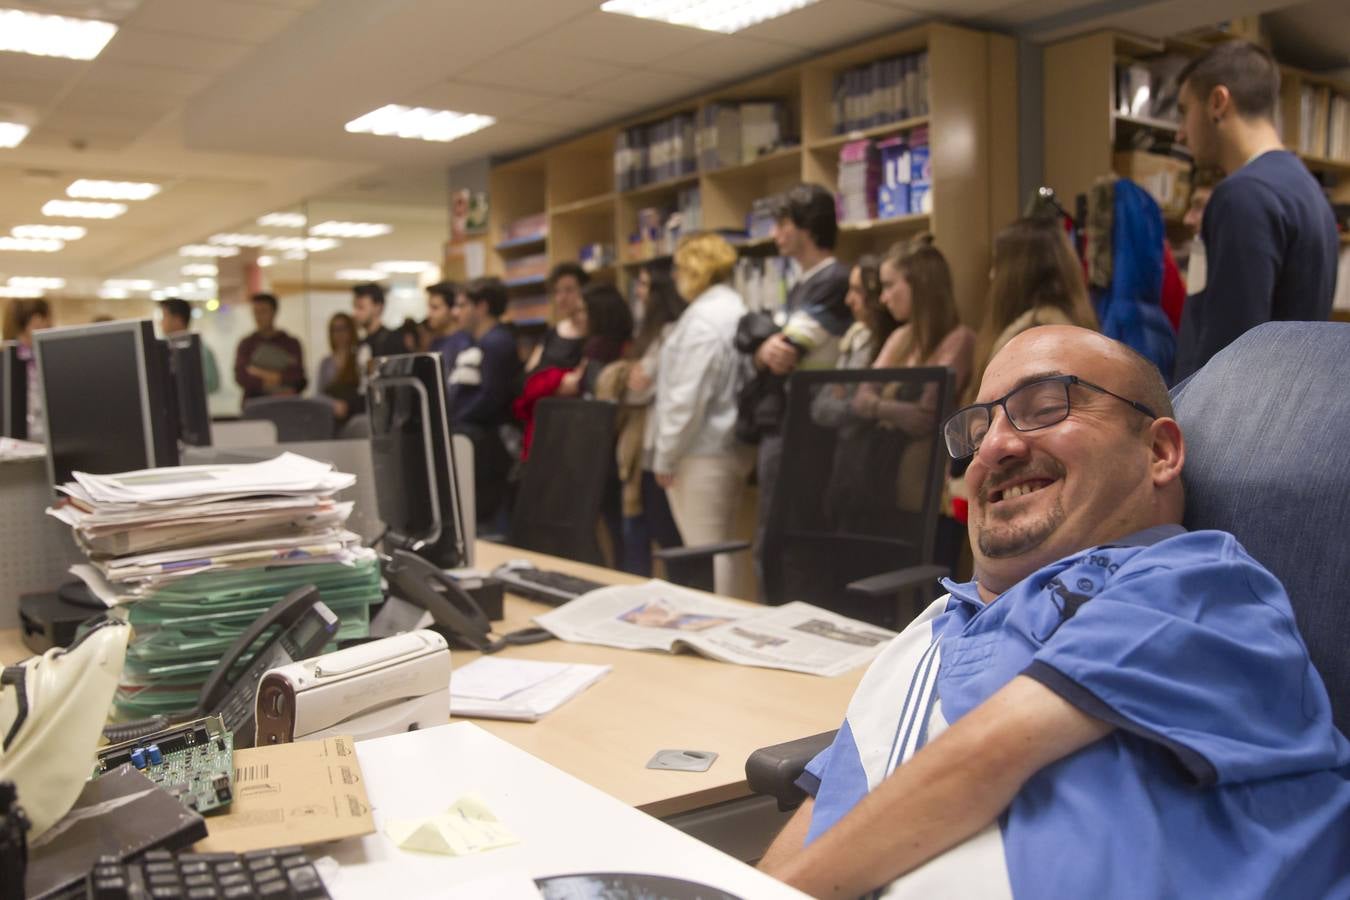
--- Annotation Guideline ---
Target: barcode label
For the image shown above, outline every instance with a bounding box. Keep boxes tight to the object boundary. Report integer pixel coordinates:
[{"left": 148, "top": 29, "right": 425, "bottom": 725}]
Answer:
[{"left": 235, "top": 763, "right": 271, "bottom": 782}]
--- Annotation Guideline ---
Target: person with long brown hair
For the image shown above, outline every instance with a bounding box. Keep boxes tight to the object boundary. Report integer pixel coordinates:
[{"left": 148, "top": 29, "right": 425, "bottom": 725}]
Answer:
[
  {"left": 316, "top": 311, "right": 360, "bottom": 423},
  {"left": 969, "top": 217, "right": 1098, "bottom": 401}
]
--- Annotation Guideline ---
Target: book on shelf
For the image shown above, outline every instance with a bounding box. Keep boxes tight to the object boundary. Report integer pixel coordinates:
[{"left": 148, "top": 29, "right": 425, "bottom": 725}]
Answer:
[
  {"left": 615, "top": 113, "right": 698, "bottom": 191},
  {"left": 832, "top": 50, "right": 929, "bottom": 135}
]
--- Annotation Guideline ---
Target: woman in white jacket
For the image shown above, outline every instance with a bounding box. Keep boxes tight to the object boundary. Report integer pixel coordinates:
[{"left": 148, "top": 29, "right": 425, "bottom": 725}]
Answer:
[{"left": 652, "top": 233, "right": 751, "bottom": 597}]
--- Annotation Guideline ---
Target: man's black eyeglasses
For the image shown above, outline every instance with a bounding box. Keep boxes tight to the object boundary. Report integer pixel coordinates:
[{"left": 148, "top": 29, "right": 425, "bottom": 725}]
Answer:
[{"left": 943, "top": 374, "right": 1157, "bottom": 460}]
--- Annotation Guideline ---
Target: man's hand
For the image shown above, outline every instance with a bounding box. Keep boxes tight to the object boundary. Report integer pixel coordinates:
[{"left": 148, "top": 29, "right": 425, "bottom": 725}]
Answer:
[
  {"left": 756, "top": 333, "right": 800, "bottom": 376},
  {"left": 332, "top": 399, "right": 349, "bottom": 420},
  {"left": 759, "top": 675, "right": 1112, "bottom": 899},
  {"left": 247, "top": 366, "right": 283, "bottom": 389},
  {"left": 558, "top": 360, "right": 588, "bottom": 397},
  {"left": 655, "top": 472, "right": 674, "bottom": 489},
  {"left": 627, "top": 363, "right": 654, "bottom": 395}
]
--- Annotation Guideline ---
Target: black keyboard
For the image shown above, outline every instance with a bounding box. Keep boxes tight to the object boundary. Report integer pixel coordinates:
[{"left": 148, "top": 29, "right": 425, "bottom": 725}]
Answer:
[
  {"left": 492, "top": 565, "right": 606, "bottom": 607},
  {"left": 84, "top": 846, "right": 330, "bottom": 899}
]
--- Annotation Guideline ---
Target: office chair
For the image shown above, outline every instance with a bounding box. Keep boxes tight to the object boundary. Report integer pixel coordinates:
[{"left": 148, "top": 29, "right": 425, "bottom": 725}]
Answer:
[
  {"left": 661, "top": 367, "right": 954, "bottom": 628},
  {"left": 507, "top": 398, "right": 617, "bottom": 567},
  {"left": 241, "top": 396, "right": 337, "bottom": 442},
  {"left": 745, "top": 322, "right": 1350, "bottom": 810},
  {"left": 339, "top": 414, "right": 370, "bottom": 440}
]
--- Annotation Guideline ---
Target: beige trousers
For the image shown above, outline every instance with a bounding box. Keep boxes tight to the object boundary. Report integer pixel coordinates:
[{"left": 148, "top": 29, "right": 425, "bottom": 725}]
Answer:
[{"left": 665, "top": 449, "right": 753, "bottom": 597}]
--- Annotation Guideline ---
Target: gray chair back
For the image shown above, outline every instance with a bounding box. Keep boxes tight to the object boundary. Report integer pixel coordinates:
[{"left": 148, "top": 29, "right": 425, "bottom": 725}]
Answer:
[
  {"left": 1172, "top": 321, "right": 1350, "bottom": 735},
  {"left": 242, "top": 396, "right": 336, "bottom": 442}
]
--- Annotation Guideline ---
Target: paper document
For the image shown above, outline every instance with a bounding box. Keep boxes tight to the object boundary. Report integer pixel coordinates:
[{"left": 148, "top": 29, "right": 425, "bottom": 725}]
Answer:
[
  {"left": 536, "top": 581, "right": 897, "bottom": 677},
  {"left": 384, "top": 792, "right": 519, "bottom": 856},
  {"left": 65, "top": 452, "right": 353, "bottom": 506},
  {"left": 0, "top": 436, "right": 45, "bottom": 461},
  {"left": 451, "top": 658, "right": 610, "bottom": 722}
]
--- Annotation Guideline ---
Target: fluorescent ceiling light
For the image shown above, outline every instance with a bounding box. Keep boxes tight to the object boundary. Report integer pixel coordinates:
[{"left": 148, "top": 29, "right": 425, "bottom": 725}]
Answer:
[
  {"left": 195, "top": 277, "right": 216, "bottom": 289},
  {"left": 344, "top": 105, "right": 495, "bottom": 143},
  {"left": 149, "top": 289, "right": 166, "bottom": 300},
  {"left": 600, "top": 0, "right": 819, "bottom": 33},
  {"left": 310, "top": 221, "right": 392, "bottom": 239},
  {"left": 66, "top": 179, "right": 160, "bottom": 200},
  {"left": 281, "top": 249, "right": 305, "bottom": 260},
  {"left": 0, "top": 236, "right": 63, "bottom": 252},
  {"left": 182, "top": 264, "right": 217, "bottom": 277},
  {"left": 103, "top": 279, "right": 155, "bottom": 291},
  {"left": 42, "top": 199, "right": 126, "bottom": 219},
  {"left": 374, "top": 260, "right": 436, "bottom": 274},
  {"left": 0, "top": 285, "right": 43, "bottom": 297},
  {"left": 258, "top": 212, "right": 306, "bottom": 228},
  {"left": 257, "top": 255, "right": 276, "bottom": 267},
  {"left": 266, "top": 236, "right": 340, "bottom": 252},
  {"left": 209, "top": 232, "right": 269, "bottom": 247},
  {"left": 0, "top": 8, "right": 118, "bottom": 60},
  {"left": 180, "top": 244, "right": 239, "bottom": 258},
  {"left": 8, "top": 276, "right": 65, "bottom": 290},
  {"left": 97, "top": 287, "right": 128, "bottom": 300},
  {"left": 12, "top": 224, "right": 86, "bottom": 240},
  {"left": 0, "top": 122, "right": 30, "bottom": 148},
  {"left": 335, "top": 268, "right": 388, "bottom": 281}
]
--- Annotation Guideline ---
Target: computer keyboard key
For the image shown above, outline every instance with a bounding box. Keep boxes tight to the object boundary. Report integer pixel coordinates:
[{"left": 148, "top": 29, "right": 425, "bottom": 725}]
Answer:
[
  {"left": 91, "top": 876, "right": 129, "bottom": 899},
  {"left": 146, "top": 861, "right": 178, "bottom": 876},
  {"left": 252, "top": 866, "right": 283, "bottom": 884},
  {"left": 149, "top": 887, "right": 183, "bottom": 900},
  {"left": 255, "top": 880, "right": 289, "bottom": 898},
  {"left": 178, "top": 861, "right": 208, "bottom": 876},
  {"left": 287, "top": 865, "right": 326, "bottom": 898},
  {"left": 213, "top": 860, "right": 244, "bottom": 875},
  {"left": 185, "top": 887, "right": 218, "bottom": 900},
  {"left": 280, "top": 854, "right": 311, "bottom": 869},
  {"left": 145, "top": 850, "right": 174, "bottom": 863},
  {"left": 221, "top": 885, "right": 253, "bottom": 899},
  {"left": 183, "top": 873, "right": 213, "bottom": 889},
  {"left": 246, "top": 855, "right": 278, "bottom": 871},
  {"left": 217, "top": 873, "right": 248, "bottom": 889}
]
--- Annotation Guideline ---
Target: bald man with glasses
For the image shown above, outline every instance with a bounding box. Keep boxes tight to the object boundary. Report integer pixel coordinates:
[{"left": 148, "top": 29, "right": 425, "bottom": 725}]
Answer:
[{"left": 759, "top": 326, "right": 1350, "bottom": 900}]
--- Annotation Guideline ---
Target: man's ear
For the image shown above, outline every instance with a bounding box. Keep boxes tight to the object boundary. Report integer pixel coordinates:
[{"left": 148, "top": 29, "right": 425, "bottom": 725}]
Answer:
[
  {"left": 1208, "top": 84, "right": 1232, "bottom": 122},
  {"left": 1149, "top": 417, "right": 1185, "bottom": 487}
]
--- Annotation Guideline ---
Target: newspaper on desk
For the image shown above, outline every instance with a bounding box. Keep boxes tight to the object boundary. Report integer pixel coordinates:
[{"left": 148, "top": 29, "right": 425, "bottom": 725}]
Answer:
[{"left": 535, "top": 580, "right": 897, "bottom": 677}]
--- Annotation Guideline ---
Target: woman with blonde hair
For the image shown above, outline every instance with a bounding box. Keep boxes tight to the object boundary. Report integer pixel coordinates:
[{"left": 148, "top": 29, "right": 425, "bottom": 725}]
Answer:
[
  {"left": 970, "top": 217, "right": 1098, "bottom": 397},
  {"left": 651, "top": 232, "right": 750, "bottom": 596}
]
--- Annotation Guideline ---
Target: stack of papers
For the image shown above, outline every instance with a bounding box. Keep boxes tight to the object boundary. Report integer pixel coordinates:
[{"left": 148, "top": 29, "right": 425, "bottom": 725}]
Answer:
[
  {"left": 48, "top": 453, "right": 368, "bottom": 602},
  {"left": 450, "top": 657, "right": 610, "bottom": 722},
  {"left": 45, "top": 453, "right": 384, "bottom": 720}
]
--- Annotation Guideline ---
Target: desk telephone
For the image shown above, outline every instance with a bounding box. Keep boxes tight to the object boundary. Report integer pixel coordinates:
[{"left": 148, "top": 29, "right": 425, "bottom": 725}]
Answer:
[
  {"left": 103, "top": 586, "right": 338, "bottom": 750},
  {"left": 382, "top": 548, "right": 552, "bottom": 654}
]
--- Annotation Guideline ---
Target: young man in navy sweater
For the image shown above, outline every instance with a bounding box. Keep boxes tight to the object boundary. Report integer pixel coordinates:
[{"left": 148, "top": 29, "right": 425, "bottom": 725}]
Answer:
[{"left": 1172, "top": 40, "right": 1338, "bottom": 382}]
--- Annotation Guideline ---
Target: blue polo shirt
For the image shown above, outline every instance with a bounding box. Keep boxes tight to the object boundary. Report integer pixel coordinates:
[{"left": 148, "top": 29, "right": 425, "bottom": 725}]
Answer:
[{"left": 800, "top": 526, "right": 1350, "bottom": 899}]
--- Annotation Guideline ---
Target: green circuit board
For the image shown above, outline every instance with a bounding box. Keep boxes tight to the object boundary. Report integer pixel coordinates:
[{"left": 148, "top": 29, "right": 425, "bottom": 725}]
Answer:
[{"left": 95, "top": 715, "right": 234, "bottom": 814}]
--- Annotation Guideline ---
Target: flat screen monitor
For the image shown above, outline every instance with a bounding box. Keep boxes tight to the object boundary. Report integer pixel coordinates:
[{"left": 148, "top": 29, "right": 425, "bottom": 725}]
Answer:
[
  {"left": 166, "top": 333, "right": 212, "bottom": 447},
  {"left": 0, "top": 342, "right": 26, "bottom": 440},
  {"left": 368, "top": 352, "right": 468, "bottom": 569},
  {"left": 35, "top": 319, "right": 180, "bottom": 488}
]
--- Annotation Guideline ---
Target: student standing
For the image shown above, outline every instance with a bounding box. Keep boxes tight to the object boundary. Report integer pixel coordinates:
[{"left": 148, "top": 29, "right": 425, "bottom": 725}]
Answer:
[
  {"left": 1172, "top": 40, "right": 1339, "bottom": 381},
  {"left": 352, "top": 282, "right": 404, "bottom": 372},
  {"left": 159, "top": 297, "right": 220, "bottom": 394},
  {"left": 234, "top": 293, "right": 306, "bottom": 404}
]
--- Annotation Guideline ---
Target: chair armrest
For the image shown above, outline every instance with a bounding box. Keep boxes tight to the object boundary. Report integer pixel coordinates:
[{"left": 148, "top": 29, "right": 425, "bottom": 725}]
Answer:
[
  {"left": 745, "top": 730, "right": 838, "bottom": 812},
  {"left": 653, "top": 541, "right": 751, "bottom": 564},
  {"left": 847, "top": 564, "right": 949, "bottom": 599}
]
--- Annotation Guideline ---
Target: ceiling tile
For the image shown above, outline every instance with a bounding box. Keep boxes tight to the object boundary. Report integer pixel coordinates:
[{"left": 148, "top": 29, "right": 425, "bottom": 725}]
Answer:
[
  {"left": 99, "top": 28, "right": 254, "bottom": 72},
  {"left": 739, "top": 0, "right": 920, "bottom": 48},
  {"left": 0, "top": 53, "right": 88, "bottom": 86},
  {"left": 53, "top": 87, "right": 181, "bottom": 119},
  {"left": 580, "top": 69, "right": 707, "bottom": 107},
  {"left": 403, "top": 82, "right": 555, "bottom": 119},
  {"left": 125, "top": 0, "right": 305, "bottom": 43},
  {"left": 544, "top": 11, "right": 711, "bottom": 66},
  {"left": 7, "top": 0, "right": 145, "bottom": 22},
  {"left": 81, "top": 62, "right": 212, "bottom": 98},
  {"left": 515, "top": 96, "right": 629, "bottom": 129},
  {"left": 649, "top": 34, "right": 802, "bottom": 80},
  {"left": 0, "top": 77, "right": 70, "bottom": 108},
  {"left": 456, "top": 48, "right": 628, "bottom": 95}
]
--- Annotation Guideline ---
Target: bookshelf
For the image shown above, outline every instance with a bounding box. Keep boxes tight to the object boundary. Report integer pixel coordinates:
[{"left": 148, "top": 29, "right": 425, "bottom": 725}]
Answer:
[
  {"left": 1044, "top": 30, "right": 1350, "bottom": 221},
  {"left": 486, "top": 21, "right": 1017, "bottom": 327}
]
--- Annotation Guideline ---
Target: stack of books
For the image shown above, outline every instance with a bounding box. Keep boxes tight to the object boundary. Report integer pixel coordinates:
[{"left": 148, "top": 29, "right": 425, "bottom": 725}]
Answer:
[
  {"left": 698, "top": 100, "right": 796, "bottom": 171},
  {"left": 47, "top": 453, "right": 382, "bottom": 720},
  {"left": 831, "top": 50, "right": 929, "bottom": 134},
  {"left": 837, "top": 138, "right": 882, "bottom": 223},
  {"left": 614, "top": 113, "right": 698, "bottom": 191}
]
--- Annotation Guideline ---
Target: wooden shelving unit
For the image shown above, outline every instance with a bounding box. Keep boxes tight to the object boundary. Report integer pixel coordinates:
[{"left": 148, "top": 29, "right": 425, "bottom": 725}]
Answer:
[
  {"left": 486, "top": 21, "right": 1018, "bottom": 327},
  {"left": 1044, "top": 30, "right": 1350, "bottom": 218}
]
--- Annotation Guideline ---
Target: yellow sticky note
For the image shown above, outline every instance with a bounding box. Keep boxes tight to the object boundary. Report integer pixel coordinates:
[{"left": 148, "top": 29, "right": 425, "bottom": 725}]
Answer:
[{"left": 385, "top": 792, "right": 519, "bottom": 856}]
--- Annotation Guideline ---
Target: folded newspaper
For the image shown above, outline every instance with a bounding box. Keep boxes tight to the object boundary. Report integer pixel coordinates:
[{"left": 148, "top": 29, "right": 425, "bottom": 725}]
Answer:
[{"left": 534, "top": 581, "right": 897, "bottom": 677}]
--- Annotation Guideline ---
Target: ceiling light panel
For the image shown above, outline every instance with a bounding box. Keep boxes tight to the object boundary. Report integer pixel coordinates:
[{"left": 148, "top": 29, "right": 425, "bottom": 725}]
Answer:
[
  {"left": 0, "top": 285, "right": 44, "bottom": 297},
  {"left": 8, "top": 276, "right": 65, "bottom": 290},
  {"left": 182, "top": 264, "right": 217, "bottom": 277},
  {"left": 344, "top": 105, "right": 495, "bottom": 143},
  {"left": 374, "top": 260, "right": 436, "bottom": 274},
  {"left": 0, "top": 122, "right": 30, "bottom": 148},
  {"left": 43, "top": 199, "right": 126, "bottom": 219},
  {"left": 0, "top": 236, "right": 63, "bottom": 252},
  {"left": 599, "top": 0, "right": 820, "bottom": 33},
  {"left": 103, "top": 279, "right": 156, "bottom": 291},
  {"left": 266, "top": 236, "right": 340, "bottom": 252},
  {"left": 334, "top": 268, "right": 387, "bottom": 281},
  {"left": 0, "top": 8, "right": 118, "bottom": 60},
  {"left": 66, "top": 179, "right": 160, "bottom": 200},
  {"left": 180, "top": 244, "right": 239, "bottom": 257},
  {"left": 310, "top": 221, "right": 392, "bottom": 238},
  {"left": 209, "top": 232, "right": 269, "bottom": 247},
  {"left": 98, "top": 287, "right": 128, "bottom": 299},
  {"left": 257, "top": 256, "right": 276, "bottom": 267},
  {"left": 257, "top": 212, "right": 306, "bottom": 228},
  {"left": 12, "top": 224, "right": 86, "bottom": 240}
]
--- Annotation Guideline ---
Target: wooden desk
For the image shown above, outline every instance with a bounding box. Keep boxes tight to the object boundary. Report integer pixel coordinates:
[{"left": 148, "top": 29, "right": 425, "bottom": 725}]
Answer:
[{"left": 0, "top": 542, "right": 862, "bottom": 826}]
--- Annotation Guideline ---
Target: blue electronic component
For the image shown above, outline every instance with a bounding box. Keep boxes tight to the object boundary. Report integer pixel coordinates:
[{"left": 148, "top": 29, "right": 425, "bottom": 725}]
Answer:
[
  {"left": 130, "top": 748, "right": 147, "bottom": 769},
  {"left": 146, "top": 744, "right": 163, "bottom": 766}
]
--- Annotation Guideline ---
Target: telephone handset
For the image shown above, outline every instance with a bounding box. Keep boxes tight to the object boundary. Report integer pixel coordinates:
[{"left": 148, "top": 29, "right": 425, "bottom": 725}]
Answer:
[
  {"left": 382, "top": 549, "right": 552, "bottom": 653},
  {"left": 101, "top": 585, "right": 338, "bottom": 749}
]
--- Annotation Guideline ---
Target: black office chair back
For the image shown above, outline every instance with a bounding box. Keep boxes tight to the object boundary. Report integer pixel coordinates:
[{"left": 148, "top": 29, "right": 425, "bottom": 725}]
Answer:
[
  {"left": 764, "top": 367, "right": 954, "bottom": 626},
  {"left": 242, "top": 396, "right": 336, "bottom": 442},
  {"left": 1172, "top": 321, "right": 1350, "bottom": 735},
  {"left": 509, "top": 398, "right": 617, "bottom": 566}
]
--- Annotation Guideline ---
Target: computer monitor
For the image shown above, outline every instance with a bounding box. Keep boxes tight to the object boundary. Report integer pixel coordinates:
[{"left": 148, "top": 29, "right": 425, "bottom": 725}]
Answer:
[
  {"left": 0, "top": 342, "right": 27, "bottom": 440},
  {"left": 367, "top": 352, "right": 469, "bottom": 569},
  {"left": 166, "top": 333, "right": 212, "bottom": 447},
  {"left": 35, "top": 319, "right": 180, "bottom": 488}
]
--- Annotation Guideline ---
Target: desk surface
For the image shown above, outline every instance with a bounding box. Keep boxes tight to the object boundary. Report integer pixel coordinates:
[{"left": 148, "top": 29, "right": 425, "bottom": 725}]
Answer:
[{"left": 0, "top": 541, "right": 863, "bottom": 818}]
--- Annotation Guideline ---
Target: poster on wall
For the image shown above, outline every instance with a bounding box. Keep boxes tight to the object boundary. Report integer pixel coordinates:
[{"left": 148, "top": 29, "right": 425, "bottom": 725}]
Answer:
[{"left": 450, "top": 188, "right": 489, "bottom": 243}]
